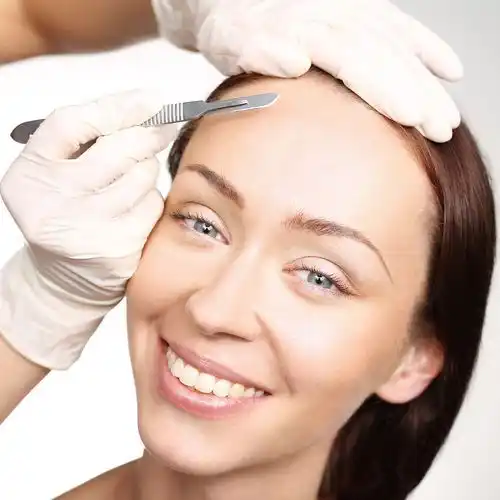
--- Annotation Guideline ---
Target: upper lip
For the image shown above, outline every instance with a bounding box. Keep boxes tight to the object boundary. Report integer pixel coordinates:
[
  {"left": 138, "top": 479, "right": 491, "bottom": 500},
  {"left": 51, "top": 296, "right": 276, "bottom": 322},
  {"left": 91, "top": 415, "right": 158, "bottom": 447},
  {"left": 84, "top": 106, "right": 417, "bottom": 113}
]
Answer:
[{"left": 165, "top": 339, "right": 271, "bottom": 394}]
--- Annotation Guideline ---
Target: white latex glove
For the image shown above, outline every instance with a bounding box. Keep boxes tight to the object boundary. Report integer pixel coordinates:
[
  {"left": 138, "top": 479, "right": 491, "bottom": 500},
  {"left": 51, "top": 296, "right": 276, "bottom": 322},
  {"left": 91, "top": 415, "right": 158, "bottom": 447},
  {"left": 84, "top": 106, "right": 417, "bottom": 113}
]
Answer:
[
  {"left": 152, "top": 0, "right": 463, "bottom": 142},
  {"left": 0, "top": 90, "right": 177, "bottom": 369}
]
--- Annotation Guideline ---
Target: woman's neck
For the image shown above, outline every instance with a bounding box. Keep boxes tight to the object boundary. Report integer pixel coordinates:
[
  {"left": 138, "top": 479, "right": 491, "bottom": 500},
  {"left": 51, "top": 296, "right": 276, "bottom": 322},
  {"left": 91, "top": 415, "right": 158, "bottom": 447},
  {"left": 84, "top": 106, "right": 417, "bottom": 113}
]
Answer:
[{"left": 131, "top": 444, "right": 330, "bottom": 500}]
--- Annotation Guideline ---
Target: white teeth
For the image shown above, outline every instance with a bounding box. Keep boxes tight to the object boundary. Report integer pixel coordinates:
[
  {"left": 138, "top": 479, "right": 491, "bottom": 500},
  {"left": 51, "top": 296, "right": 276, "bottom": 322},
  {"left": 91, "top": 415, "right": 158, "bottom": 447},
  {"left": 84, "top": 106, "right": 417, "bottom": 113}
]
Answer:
[
  {"left": 229, "top": 383, "right": 245, "bottom": 398},
  {"left": 179, "top": 365, "right": 199, "bottom": 387},
  {"left": 195, "top": 373, "right": 216, "bottom": 394},
  {"left": 213, "top": 379, "right": 232, "bottom": 397},
  {"left": 165, "top": 346, "right": 265, "bottom": 399},
  {"left": 172, "top": 358, "right": 185, "bottom": 378},
  {"left": 167, "top": 350, "right": 175, "bottom": 369}
]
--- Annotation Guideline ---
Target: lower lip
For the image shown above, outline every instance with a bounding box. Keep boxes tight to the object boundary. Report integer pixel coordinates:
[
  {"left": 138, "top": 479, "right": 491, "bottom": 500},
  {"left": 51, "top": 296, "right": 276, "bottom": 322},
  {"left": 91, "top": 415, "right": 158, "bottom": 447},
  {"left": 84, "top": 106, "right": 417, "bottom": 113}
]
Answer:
[{"left": 157, "top": 340, "right": 266, "bottom": 420}]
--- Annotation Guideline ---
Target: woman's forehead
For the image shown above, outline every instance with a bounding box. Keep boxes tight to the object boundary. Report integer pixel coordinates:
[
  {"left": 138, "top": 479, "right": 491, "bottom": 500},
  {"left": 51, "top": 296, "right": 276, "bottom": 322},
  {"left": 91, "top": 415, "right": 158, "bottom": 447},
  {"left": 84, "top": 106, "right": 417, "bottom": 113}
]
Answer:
[{"left": 181, "top": 74, "right": 431, "bottom": 218}]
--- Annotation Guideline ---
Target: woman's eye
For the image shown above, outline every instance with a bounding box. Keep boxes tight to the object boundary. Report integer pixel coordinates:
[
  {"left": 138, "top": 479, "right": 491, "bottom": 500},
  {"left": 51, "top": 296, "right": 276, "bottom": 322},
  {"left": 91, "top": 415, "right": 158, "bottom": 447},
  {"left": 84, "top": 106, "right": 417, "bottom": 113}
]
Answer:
[
  {"left": 293, "top": 266, "right": 351, "bottom": 296},
  {"left": 305, "top": 270, "right": 334, "bottom": 289},
  {"left": 170, "top": 210, "right": 226, "bottom": 242},
  {"left": 297, "top": 269, "right": 335, "bottom": 291},
  {"left": 188, "top": 219, "right": 219, "bottom": 238}
]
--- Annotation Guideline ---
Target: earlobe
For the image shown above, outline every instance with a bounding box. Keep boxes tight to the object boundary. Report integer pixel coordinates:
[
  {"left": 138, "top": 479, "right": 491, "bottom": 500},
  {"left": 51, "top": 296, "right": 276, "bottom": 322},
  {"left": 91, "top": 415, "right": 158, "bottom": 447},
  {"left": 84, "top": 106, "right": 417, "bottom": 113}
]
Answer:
[{"left": 376, "top": 340, "right": 444, "bottom": 404}]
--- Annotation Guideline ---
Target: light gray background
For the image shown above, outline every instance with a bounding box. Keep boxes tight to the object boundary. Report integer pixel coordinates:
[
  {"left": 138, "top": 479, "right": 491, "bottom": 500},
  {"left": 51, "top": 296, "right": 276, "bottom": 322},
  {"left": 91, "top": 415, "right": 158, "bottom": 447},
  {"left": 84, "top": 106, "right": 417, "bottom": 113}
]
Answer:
[{"left": 0, "top": 0, "right": 498, "bottom": 498}]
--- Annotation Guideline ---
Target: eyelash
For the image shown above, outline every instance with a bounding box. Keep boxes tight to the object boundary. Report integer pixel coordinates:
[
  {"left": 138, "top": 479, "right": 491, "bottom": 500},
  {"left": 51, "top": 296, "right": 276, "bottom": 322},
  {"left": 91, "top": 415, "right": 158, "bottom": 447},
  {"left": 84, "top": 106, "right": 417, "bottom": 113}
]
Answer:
[
  {"left": 171, "top": 209, "right": 224, "bottom": 238},
  {"left": 292, "top": 261, "right": 352, "bottom": 296},
  {"left": 169, "top": 210, "right": 351, "bottom": 296}
]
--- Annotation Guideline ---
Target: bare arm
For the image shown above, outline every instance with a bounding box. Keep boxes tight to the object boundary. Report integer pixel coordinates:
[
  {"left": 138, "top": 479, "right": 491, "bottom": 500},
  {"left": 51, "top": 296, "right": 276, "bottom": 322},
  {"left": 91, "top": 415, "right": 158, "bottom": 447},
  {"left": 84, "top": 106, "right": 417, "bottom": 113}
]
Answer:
[
  {"left": 0, "top": 0, "right": 158, "bottom": 62},
  {"left": 0, "top": 334, "right": 49, "bottom": 423}
]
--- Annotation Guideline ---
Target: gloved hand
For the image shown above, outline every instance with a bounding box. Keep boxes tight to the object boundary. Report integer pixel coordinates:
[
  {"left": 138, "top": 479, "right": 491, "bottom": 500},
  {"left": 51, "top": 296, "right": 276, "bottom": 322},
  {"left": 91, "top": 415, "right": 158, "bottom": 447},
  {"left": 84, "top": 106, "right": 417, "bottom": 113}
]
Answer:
[
  {"left": 0, "top": 90, "right": 177, "bottom": 370},
  {"left": 152, "top": 0, "right": 463, "bottom": 142}
]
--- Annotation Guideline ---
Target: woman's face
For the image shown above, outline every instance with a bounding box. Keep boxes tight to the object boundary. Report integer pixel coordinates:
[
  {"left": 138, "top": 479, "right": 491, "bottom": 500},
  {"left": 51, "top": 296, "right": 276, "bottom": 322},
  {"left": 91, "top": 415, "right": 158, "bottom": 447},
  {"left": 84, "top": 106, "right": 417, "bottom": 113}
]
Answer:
[{"left": 126, "top": 73, "right": 442, "bottom": 477}]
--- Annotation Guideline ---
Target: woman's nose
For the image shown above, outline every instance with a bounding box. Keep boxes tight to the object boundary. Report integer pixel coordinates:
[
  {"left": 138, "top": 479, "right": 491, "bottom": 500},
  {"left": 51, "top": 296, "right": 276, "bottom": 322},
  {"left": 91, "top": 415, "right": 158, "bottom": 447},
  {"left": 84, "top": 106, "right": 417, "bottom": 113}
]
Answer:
[{"left": 184, "top": 255, "right": 263, "bottom": 341}]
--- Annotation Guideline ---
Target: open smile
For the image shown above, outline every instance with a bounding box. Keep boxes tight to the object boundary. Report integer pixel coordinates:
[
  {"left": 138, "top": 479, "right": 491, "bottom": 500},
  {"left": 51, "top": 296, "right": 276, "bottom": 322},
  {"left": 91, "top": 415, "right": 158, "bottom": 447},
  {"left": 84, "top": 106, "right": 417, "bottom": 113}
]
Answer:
[{"left": 157, "top": 339, "right": 270, "bottom": 419}]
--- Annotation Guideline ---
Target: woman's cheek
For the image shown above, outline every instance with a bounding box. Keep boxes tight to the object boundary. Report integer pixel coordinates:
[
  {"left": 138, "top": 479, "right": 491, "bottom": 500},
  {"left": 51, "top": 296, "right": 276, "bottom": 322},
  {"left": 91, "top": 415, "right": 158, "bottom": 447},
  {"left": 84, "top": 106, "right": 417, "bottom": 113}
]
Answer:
[
  {"left": 276, "top": 303, "right": 408, "bottom": 399},
  {"left": 127, "top": 222, "right": 224, "bottom": 313}
]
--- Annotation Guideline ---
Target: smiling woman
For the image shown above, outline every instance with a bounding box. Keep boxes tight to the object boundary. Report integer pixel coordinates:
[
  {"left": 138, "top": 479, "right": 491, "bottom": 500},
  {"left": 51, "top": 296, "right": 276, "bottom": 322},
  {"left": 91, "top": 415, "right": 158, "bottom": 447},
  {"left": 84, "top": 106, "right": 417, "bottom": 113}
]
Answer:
[{"left": 118, "top": 67, "right": 496, "bottom": 500}]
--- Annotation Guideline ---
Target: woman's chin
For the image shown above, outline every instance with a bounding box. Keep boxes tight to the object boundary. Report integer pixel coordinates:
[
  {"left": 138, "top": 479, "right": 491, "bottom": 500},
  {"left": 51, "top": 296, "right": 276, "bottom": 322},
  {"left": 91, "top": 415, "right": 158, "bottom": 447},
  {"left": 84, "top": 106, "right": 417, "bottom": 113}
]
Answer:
[{"left": 137, "top": 411, "right": 246, "bottom": 476}]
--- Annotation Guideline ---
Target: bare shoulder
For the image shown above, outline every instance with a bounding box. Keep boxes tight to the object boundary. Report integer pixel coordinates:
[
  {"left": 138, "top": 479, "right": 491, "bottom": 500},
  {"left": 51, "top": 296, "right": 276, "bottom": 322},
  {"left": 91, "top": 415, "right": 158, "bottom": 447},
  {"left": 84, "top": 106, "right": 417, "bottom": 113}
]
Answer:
[{"left": 55, "top": 460, "right": 137, "bottom": 500}]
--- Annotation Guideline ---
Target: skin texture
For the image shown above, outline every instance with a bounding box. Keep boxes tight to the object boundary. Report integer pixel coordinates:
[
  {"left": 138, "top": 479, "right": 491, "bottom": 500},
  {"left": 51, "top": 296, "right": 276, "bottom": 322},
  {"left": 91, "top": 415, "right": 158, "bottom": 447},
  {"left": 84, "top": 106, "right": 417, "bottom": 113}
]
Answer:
[
  {"left": 0, "top": 0, "right": 156, "bottom": 62},
  {"left": 59, "top": 72, "right": 444, "bottom": 499}
]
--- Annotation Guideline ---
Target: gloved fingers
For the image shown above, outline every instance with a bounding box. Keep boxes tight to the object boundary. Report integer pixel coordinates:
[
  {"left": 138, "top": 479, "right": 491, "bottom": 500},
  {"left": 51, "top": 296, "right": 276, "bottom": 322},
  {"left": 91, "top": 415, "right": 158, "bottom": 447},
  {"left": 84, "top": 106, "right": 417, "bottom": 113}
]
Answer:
[
  {"left": 378, "top": 26, "right": 461, "bottom": 140},
  {"left": 203, "top": 52, "right": 241, "bottom": 76},
  {"left": 366, "top": 2, "right": 464, "bottom": 82},
  {"left": 90, "top": 158, "right": 160, "bottom": 218},
  {"left": 358, "top": 17, "right": 462, "bottom": 138},
  {"left": 83, "top": 189, "right": 163, "bottom": 261},
  {"left": 411, "top": 75, "right": 460, "bottom": 142},
  {"left": 236, "top": 33, "right": 311, "bottom": 77},
  {"left": 73, "top": 124, "right": 176, "bottom": 191},
  {"left": 399, "top": 11, "right": 464, "bottom": 82},
  {"left": 24, "top": 89, "right": 169, "bottom": 160},
  {"left": 306, "top": 23, "right": 460, "bottom": 141},
  {"left": 304, "top": 25, "right": 424, "bottom": 125},
  {"left": 114, "top": 188, "right": 165, "bottom": 244}
]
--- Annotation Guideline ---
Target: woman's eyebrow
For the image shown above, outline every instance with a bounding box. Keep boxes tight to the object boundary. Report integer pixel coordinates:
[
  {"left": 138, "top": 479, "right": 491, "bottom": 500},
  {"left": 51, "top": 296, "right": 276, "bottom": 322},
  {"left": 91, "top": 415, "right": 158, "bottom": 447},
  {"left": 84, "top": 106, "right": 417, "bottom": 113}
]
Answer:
[
  {"left": 182, "top": 163, "right": 244, "bottom": 208},
  {"left": 283, "top": 212, "right": 392, "bottom": 281},
  {"left": 181, "top": 163, "right": 392, "bottom": 281}
]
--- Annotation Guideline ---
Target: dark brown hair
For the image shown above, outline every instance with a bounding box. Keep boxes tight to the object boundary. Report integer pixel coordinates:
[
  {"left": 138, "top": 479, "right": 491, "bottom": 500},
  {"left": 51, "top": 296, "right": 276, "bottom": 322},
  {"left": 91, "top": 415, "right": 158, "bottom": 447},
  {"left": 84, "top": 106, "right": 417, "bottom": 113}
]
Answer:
[{"left": 167, "top": 69, "right": 496, "bottom": 500}]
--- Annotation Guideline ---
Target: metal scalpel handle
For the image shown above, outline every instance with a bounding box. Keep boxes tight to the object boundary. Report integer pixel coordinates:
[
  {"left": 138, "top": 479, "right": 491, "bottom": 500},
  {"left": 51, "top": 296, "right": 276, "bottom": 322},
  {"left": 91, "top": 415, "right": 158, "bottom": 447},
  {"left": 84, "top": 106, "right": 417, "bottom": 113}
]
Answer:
[
  {"left": 9, "top": 93, "right": 279, "bottom": 158},
  {"left": 141, "top": 97, "right": 250, "bottom": 127}
]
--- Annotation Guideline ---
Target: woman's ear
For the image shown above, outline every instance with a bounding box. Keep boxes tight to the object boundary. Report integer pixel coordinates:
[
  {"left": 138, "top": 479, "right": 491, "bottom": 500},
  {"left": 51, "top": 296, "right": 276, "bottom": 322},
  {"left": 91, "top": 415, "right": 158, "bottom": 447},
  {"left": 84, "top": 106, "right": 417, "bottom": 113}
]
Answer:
[{"left": 376, "top": 338, "right": 444, "bottom": 404}]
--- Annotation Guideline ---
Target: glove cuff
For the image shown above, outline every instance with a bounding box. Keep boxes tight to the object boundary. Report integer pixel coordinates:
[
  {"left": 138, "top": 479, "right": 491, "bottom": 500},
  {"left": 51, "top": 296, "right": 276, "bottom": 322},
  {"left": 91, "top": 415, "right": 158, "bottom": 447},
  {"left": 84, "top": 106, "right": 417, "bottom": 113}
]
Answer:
[{"left": 0, "top": 248, "right": 118, "bottom": 370}]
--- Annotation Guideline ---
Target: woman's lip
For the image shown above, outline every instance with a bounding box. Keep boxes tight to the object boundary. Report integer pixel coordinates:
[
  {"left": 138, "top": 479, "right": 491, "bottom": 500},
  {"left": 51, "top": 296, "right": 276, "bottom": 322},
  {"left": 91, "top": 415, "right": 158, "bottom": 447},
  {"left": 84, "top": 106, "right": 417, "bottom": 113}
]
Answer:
[
  {"left": 157, "top": 343, "right": 267, "bottom": 420},
  {"left": 163, "top": 338, "right": 272, "bottom": 394}
]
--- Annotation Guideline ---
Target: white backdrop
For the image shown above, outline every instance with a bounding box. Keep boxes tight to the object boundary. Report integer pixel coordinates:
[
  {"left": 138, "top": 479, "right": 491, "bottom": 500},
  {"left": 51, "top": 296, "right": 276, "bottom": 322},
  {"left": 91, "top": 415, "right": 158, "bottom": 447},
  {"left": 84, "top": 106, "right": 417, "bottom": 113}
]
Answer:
[{"left": 0, "top": 0, "right": 499, "bottom": 498}]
